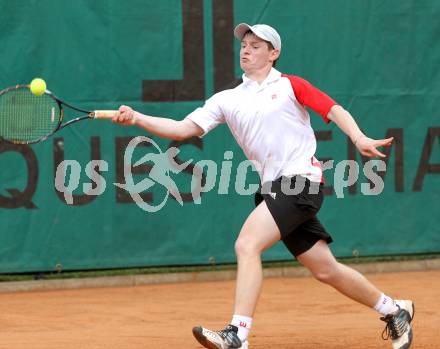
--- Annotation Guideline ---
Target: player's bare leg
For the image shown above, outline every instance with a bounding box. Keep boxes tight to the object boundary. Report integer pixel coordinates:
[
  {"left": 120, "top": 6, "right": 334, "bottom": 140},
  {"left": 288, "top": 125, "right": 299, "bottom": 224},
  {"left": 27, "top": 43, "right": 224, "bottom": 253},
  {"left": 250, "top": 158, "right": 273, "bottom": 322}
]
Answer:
[
  {"left": 297, "top": 240, "right": 415, "bottom": 349},
  {"left": 192, "top": 202, "right": 280, "bottom": 349},
  {"left": 233, "top": 201, "right": 281, "bottom": 316},
  {"left": 296, "top": 239, "right": 381, "bottom": 306}
]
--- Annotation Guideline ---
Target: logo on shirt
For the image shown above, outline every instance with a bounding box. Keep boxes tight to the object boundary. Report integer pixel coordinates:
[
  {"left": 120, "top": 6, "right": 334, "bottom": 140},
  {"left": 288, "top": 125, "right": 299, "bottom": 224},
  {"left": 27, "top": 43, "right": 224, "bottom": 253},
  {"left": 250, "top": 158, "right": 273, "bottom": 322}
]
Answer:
[{"left": 271, "top": 94, "right": 277, "bottom": 99}]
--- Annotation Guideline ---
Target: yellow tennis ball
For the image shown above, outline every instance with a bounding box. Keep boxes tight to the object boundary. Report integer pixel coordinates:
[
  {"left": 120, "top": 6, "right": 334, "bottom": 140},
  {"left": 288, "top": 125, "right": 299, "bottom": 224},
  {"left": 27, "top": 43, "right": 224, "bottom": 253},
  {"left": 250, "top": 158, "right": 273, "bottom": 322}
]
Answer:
[{"left": 30, "top": 78, "right": 47, "bottom": 96}]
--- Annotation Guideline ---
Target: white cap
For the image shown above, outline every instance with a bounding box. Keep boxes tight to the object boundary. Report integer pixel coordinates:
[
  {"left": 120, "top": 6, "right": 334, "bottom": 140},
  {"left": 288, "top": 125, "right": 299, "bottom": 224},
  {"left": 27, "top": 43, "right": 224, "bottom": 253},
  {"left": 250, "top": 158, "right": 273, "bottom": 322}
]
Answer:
[{"left": 234, "top": 23, "right": 282, "bottom": 51}]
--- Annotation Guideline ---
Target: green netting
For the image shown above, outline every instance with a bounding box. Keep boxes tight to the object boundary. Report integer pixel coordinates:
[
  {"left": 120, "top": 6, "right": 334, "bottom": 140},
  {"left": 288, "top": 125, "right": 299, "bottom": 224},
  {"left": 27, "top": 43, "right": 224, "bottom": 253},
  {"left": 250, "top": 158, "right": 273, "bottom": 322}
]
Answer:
[{"left": 0, "top": 87, "right": 60, "bottom": 143}]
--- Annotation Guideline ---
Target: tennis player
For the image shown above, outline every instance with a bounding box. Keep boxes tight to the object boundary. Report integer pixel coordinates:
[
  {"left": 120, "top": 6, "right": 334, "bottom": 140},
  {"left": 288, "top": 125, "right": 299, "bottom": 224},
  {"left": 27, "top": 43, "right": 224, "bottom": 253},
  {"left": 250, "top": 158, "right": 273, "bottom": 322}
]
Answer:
[{"left": 113, "top": 23, "right": 414, "bottom": 349}]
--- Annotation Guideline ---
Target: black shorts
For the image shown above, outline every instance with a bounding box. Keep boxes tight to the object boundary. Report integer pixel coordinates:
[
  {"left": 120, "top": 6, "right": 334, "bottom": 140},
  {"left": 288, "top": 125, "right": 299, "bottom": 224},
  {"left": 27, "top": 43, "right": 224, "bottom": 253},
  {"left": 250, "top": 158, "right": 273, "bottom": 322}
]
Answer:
[{"left": 254, "top": 175, "right": 333, "bottom": 257}]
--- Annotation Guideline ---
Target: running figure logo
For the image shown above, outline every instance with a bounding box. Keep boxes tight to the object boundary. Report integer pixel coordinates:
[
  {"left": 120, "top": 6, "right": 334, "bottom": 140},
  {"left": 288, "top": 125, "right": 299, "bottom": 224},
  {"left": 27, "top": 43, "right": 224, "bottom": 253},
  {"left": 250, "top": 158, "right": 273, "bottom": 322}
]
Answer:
[{"left": 114, "top": 136, "right": 192, "bottom": 212}]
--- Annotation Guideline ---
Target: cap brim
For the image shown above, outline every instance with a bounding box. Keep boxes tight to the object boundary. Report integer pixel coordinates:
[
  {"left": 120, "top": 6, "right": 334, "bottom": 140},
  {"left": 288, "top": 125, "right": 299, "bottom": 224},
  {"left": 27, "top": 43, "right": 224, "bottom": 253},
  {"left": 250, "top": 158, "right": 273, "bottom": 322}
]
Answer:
[
  {"left": 234, "top": 23, "right": 252, "bottom": 40},
  {"left": 233, "top": 23, "right": 274, "bottom": 45}
]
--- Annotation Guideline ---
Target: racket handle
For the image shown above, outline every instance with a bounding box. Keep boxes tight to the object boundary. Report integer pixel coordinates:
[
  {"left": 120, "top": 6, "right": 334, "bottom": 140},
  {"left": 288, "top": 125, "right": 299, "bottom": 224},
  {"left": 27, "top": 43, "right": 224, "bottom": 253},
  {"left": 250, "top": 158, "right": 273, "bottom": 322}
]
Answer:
[{"left": 93, "top": 110, "right": 120, "bottom": 119}]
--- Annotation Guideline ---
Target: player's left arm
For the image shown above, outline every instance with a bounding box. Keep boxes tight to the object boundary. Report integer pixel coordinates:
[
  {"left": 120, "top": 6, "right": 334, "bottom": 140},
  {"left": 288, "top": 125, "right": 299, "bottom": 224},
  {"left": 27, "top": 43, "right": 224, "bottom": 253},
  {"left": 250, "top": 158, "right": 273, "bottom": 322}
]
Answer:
[
  {"left": 288, "top": 75, "right": 393, "bottom": 158},
  {"left": 327, "top": 105, "right": 393, "bottom": 158}
]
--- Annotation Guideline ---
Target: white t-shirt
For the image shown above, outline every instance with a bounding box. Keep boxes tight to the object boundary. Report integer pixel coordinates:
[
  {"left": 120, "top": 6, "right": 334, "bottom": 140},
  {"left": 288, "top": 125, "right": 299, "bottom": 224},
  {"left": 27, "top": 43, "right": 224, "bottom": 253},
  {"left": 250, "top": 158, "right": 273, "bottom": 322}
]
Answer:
[{"left": 186, "top": 68, "right": 337, "bottom": 184}]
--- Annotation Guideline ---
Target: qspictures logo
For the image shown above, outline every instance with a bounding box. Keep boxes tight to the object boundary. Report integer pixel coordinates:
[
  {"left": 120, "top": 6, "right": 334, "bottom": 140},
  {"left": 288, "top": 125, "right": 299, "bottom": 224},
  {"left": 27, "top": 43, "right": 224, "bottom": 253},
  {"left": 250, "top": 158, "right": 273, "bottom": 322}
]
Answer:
[
  {"left": 1, "top": 126, "right": 438, "bottom": 211},
  {"left": 53, "top": 136, "right": 388, "bottom": 213},
  {"left": 114, "top": 137, "right": 192, "bottom": 212}
]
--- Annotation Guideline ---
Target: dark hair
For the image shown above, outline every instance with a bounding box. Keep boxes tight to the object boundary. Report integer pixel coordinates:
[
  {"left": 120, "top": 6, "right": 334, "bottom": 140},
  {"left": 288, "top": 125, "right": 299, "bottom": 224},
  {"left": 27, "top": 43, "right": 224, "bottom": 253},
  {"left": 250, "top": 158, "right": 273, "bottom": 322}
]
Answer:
[{"left": 242, "top": 30, "right": 278, "bottom": 67}]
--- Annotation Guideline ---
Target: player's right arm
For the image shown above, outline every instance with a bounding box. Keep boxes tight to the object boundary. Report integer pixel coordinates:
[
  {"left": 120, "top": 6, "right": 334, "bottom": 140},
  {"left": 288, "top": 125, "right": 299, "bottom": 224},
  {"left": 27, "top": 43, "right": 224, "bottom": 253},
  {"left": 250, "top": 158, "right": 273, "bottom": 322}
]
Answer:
[{"left": 113, "top": 105, "right": 204, "bottom": 140}]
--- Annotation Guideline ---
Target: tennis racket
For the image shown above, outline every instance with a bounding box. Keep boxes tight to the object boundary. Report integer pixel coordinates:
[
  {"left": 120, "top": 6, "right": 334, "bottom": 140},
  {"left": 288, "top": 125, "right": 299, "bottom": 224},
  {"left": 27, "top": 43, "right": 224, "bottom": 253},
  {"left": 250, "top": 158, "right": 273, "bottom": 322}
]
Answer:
[{"left": 0, "top": 85, "right": 119, "bottom": 144}]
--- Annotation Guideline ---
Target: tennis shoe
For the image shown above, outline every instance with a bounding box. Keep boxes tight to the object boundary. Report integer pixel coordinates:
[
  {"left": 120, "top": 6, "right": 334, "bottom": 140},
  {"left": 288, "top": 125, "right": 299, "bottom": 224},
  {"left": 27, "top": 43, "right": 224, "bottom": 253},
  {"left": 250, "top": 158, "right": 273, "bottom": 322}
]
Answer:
[
  {"left": 192, "top": 324, "right": 249, "bottom": 349},
  {"left": 381, "top": 300, "right": 415, "bottom": 349}
]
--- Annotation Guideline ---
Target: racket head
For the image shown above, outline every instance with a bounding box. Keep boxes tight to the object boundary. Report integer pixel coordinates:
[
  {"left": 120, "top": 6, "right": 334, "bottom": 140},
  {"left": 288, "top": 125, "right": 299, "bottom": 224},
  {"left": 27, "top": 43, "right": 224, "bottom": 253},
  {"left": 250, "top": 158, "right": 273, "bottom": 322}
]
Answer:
[{"left": 0, "top": 85, "right": 63, "bottom": 144}]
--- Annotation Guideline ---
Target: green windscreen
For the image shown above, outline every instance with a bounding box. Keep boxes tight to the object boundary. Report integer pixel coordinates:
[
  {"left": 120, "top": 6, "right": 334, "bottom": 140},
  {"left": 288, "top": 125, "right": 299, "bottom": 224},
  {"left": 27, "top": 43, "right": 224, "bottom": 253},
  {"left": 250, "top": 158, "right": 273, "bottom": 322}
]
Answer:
[{"left": 0, "top": 0, "right": 438, "bottom": 273}]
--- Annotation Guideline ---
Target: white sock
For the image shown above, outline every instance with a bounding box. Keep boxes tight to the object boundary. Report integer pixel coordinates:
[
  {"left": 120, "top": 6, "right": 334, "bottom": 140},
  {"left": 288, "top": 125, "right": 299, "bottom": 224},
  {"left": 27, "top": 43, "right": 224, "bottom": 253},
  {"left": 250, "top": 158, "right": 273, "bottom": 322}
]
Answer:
[
  {"left": 231, "top": 314, "right": 252, "bottom": 342},
  {"left": 374, "top": 293, "right": 399, "bottom": 315}
]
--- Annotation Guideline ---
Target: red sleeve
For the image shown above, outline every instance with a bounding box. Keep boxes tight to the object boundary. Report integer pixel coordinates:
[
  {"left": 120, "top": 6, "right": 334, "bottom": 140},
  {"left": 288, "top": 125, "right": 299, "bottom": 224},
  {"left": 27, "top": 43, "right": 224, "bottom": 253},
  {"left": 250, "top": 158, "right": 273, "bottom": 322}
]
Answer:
[{"left": 282, "top": 74, "right": 338, "bottom": 123}]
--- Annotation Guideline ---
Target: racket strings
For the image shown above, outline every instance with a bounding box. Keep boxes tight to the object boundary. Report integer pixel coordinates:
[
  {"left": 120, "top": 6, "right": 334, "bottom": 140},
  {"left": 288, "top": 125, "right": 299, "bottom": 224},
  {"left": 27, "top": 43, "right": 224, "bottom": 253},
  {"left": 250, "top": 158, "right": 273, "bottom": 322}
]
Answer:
[{"left": 0, "top": 87, "right": 60, "bottom": 143}]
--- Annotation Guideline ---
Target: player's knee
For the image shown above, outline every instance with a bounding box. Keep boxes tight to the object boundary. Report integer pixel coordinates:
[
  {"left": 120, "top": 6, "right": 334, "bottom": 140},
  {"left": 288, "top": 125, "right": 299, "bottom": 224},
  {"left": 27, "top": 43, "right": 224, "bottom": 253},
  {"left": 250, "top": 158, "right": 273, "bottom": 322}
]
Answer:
[
  {"left": 311, "top": 264, "right": 339, "bottom": 284},
  {"left": 234, "top": 235, "right": 261, "bottom": 258}
]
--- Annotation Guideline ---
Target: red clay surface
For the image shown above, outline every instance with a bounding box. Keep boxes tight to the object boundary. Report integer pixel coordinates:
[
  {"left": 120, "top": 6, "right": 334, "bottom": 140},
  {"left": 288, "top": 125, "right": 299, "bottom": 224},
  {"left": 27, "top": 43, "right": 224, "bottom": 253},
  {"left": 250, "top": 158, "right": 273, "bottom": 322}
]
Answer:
[{"left": 0, "top": 270, "right": 437, "bottom": 349}]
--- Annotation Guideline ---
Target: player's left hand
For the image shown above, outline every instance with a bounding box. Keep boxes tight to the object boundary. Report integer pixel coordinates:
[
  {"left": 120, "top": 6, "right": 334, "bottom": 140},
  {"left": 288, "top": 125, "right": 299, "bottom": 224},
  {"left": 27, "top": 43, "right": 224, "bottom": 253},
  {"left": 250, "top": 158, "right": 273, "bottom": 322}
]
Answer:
[{"left": 355, "top": 136, "right": 394, "bottom": 158}]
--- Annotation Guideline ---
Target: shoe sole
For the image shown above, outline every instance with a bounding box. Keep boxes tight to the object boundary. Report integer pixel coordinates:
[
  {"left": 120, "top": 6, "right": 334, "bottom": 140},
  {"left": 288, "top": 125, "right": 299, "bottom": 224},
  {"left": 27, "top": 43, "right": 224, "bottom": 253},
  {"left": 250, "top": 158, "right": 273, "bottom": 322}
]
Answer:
[
  {"left": 192, "top": 326, "right": 222, "bottom": 349},
  {"left": 402, "top": 301, "right": 415, "bottom": 349},
  {"left": 410, "top": 302, "right": 415, "bottom": 322}
]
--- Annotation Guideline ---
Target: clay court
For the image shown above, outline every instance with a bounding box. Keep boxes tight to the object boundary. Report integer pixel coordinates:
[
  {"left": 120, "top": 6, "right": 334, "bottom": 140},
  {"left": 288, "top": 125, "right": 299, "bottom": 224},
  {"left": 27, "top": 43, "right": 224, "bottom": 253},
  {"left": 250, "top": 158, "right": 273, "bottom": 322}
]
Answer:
[{"left": 0, "top": 269, "right": 438, "bottom": 349}]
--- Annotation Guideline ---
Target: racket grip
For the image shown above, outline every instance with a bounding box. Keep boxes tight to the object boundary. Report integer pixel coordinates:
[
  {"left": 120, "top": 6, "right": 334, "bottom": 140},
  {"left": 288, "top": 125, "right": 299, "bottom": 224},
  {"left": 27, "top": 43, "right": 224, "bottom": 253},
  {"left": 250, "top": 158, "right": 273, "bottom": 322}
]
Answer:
[{"left": 93, "top": 110, "right": 120, "bottom": 119}]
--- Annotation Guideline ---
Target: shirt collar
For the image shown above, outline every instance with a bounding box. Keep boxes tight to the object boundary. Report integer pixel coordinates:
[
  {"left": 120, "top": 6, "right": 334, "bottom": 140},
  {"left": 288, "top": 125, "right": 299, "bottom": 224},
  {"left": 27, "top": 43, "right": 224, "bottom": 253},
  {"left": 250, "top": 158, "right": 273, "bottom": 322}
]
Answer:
[{"left": 241, "top": 68, "right": 281, "bottom": 88}]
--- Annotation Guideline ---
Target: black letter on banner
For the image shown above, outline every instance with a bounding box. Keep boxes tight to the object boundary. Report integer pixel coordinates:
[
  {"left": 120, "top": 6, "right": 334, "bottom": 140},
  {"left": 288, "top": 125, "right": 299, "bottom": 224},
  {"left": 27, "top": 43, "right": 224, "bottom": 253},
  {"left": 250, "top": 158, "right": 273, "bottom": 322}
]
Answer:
[
  {"left": 347, "top": 130, "right": 402, "bottom": 194},
  {"left": 413, "top": 127, "right": 440, "bottom": 192},
  {"left": 365, "top": 128, "right": 404, "bottom": 192},
  {"left": 348, "top": 129, "right": 405, "bottom": 193},
  {"left": 0, "top": 141, "right": 38, "bottom": 209},
  {"left": 53, "top": 137, "right": 101, "bottom": 205},
  {"left": 115, "top": 137, "right": 153, "bottom": 203},
  {"left": 315, "top": 130, "right": 333, "bottom": 196},
  {"left": 380, "top": 128, "right": 404, "bottom": 192},
  {"left": 168, "top": 137, "right": 205, "bottom": 203},
  {"left": 213, "top": 0, "right": 241, "bottom": 92},
  {"left": 142, "top": 0, "right": 205, "bottom": 101},
  {"left": 347, "top": 133, "right": 370, "bottom": 195}
]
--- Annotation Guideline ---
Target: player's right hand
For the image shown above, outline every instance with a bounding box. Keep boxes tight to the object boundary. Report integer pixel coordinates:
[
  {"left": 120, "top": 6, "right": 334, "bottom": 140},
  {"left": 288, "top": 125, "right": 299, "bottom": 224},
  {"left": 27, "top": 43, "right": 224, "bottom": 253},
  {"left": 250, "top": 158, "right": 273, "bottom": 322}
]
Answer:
[{"left": 114, "top": 105, "right": 137, "bottom": 125}]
